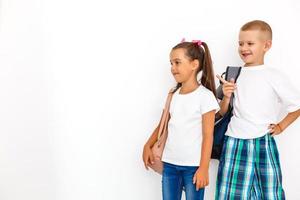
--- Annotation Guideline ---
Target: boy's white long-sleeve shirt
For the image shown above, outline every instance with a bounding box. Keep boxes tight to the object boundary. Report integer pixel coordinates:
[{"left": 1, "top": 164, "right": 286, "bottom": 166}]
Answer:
[{"left": 226, "top": 64, "right": 300, "bottom": 139}]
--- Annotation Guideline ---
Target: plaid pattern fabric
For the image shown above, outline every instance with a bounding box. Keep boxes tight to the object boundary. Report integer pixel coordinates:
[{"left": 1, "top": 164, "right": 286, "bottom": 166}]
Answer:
[{"left": 215, "top": 134, "right": 285, "bottom": 200}]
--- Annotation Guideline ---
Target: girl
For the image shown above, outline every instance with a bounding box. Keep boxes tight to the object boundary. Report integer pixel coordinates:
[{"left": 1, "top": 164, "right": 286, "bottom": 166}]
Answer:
[{"left": 143, "top": 39, "right": 219, "bottom": 200}]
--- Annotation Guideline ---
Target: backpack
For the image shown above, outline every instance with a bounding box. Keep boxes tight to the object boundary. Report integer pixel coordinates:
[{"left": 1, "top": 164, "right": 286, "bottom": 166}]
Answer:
[{"left": 211, "top": 66, "right": 242, "bottom": 160}]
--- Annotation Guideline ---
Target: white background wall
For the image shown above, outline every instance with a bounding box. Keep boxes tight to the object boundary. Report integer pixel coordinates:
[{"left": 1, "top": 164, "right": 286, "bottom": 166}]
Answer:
[{"left": 0, "top": 0, "right": 299, "bottom": 199}]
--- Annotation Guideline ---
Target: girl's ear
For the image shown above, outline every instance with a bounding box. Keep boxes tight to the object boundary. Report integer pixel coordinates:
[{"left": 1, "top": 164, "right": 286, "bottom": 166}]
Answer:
[{"left": 192, "top": 59, "right": 200, "bottom": 70}]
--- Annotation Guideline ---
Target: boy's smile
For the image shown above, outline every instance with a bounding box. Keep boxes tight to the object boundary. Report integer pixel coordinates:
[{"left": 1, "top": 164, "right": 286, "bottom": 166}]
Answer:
[{"left": 238, "top": 30, "right": 271, "bottom": 66}]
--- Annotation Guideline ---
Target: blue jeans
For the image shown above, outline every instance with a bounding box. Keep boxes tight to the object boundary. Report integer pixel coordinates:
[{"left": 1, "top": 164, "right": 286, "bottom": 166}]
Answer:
[{"left": 162, "top": 162, "right": 205, "bottom": 200}]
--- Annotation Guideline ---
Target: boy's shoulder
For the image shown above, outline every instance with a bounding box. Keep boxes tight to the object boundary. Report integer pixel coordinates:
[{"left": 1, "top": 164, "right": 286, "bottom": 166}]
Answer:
[
  {"left": 242, "top": 65, "right": 284, "bottom": 78},
  {"left": 264, "top": 66, "right": 281, "bottom": 74},
  {"left": 263, "top": 66, "right": 287, "bottom": 80},
  {"left": 257, "top": 66, "right": 291, "bottom": 87}
]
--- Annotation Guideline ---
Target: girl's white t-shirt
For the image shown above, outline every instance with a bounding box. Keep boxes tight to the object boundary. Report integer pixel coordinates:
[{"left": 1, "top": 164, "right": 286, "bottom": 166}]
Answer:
[
  {"left": 226, "top": 64, "right": 300, "bottom": 139},
  {"left": 161, "top": 85, "right": 219, "bottom": 166}
]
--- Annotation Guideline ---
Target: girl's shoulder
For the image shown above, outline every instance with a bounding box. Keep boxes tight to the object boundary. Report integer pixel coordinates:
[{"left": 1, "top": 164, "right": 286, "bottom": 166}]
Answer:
[
  {"left": 199, "top": 85, "right": 213, "bottom": 93},
  {"left": 196, "top": 85, "right": 216, "bottom": 99}
]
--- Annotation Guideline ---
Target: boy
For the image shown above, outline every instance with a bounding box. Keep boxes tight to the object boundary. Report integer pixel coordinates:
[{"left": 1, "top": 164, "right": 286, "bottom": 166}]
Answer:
[{"left": 215, "top": 20, "right": 300, "bottom": 199}]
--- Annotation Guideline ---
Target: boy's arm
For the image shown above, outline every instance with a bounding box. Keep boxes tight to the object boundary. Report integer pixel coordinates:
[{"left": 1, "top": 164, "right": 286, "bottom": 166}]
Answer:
[
  {"left": 269, "top": 108, "right": 300, "bottom": 135},
  {"left": 219, "top": 96, "right": 231, "bottom": 116},
  {"left": 216, "top": 75, "right": 236, "bottom": 116}
]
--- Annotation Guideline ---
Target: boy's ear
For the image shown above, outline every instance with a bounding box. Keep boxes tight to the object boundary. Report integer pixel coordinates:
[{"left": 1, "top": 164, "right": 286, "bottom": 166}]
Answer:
[{"left": 264, "top": 40, "right": 272, "bottom": 52}]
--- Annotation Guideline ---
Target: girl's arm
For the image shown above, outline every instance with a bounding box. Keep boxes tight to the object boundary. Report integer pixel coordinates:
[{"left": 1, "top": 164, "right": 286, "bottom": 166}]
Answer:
[
  {"left": 142, "top": 124, "right": 159, "bottom": 170},
  {"left": 144, "top": 111, "right": 167, "bottom": 148},
  {"left": 269, "top": 108, "right": 300, "bottom": 135},
  {"left": 144, "top": 125, "right": 159, "bottom": 148},
  {"left": 193, "top": 110, "right": 215, "bottom": 190},
  {"left": 142, "top": 111, "right": 168, "bottom": 169},
  {"left": 199, "top": 110, "right": 215, "bottom": 170}
]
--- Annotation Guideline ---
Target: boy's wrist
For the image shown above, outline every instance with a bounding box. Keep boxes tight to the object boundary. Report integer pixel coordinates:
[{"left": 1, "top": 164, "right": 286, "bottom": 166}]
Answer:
[
  {"left": 223, "top": 96, "right": 231, "bottom": 101},
  {"left": 277, "top": 123, "right": 284, "bottom": 132}
]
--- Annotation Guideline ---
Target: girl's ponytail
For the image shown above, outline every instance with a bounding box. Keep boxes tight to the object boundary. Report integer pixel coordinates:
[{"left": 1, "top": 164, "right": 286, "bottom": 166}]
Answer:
[{"left": 200, "top": 42, "right": 216, "bottom": 97}]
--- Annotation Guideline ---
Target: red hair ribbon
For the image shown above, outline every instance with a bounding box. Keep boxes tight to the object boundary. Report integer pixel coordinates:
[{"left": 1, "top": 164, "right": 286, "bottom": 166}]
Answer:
[
  {"left": 192, "top": 40, "right": 202, "bottom": 46},
  {"left": 180, "top": 38, "right": 202, "bottom": 46}
]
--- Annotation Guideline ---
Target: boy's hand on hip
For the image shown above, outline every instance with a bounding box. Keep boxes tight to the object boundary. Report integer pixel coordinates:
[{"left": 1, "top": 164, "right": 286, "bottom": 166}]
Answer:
[
  {"left": 193, "top": 167, "right": 209, "bottom": 191},
  {"left": 216, "top": 75, "right": 237, "bottom": 99},
  {"left": 268, "top": 123, "right": 283, "bottom": 136}
]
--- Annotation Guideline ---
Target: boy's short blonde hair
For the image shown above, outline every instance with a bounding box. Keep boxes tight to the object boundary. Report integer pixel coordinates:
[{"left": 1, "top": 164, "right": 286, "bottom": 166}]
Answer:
[{"left": 240, "top": 20, "right": 272, "bottom": 40}]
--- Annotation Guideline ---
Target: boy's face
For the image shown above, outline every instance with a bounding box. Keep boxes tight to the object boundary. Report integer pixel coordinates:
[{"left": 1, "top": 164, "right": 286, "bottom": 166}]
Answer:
[{"left": 238, "top": 30, "right": 272, "bottom": 66}]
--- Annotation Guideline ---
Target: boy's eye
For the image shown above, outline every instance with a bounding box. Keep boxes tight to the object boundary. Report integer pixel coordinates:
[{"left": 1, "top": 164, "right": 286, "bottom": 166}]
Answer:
[
  {"left": 238, "top": 42, "right": 243, "bottom": 46},
  {"left": 248, "top": 42, "right": 254, "bottom": 46}
]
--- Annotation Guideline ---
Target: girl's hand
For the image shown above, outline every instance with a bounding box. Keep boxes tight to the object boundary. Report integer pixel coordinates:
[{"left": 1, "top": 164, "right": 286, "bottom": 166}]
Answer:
[
  {"left": 268, "top": 123, "right": 283, "bottom": 136},
  {"left": 193, "top": 167, "right": 209, "bottom": 191},
  {"left": 142, "top": 144, "right": 154, "bottom": 170},
  {"left": 216, "top": 75, "right": 237, "bottom": 99}
]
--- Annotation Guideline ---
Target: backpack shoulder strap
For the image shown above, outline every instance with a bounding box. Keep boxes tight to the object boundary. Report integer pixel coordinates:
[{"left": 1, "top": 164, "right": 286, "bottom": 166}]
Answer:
[
  {"left": 225, "top": 66, "right": 242, "bottom": 82},
  {"left": 225, "top": 66, "right": 242, "bottom": 106}
]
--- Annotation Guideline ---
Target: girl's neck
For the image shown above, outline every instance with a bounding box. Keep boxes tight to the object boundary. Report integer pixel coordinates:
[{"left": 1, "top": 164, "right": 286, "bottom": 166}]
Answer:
[{"left": 179, "top": 79, "right": 200, "bottom": 94}]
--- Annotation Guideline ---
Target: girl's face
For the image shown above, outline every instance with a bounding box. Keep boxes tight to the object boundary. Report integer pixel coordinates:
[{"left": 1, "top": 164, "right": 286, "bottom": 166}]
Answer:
[{"left": 170, "top": 48, "right": 198, "bottom": 84}]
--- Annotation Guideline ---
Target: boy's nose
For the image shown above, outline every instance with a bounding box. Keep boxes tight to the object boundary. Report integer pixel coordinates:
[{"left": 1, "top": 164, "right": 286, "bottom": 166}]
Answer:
[
  {"left": 240, "top": 44, "right": 249, "bottom": 51},
  {"left": 240, "top": 47, "right": 248, "bottom": 53}
]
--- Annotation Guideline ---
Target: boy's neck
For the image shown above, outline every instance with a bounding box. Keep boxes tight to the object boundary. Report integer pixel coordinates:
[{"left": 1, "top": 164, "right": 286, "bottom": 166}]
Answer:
[{"left": 244, "top": 61, "right": 264, "bottom": 67}]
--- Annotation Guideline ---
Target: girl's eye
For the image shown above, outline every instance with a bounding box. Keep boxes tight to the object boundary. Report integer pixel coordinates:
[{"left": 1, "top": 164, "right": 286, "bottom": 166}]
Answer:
[
  {"left": 248, "top": 42, "right": 254, "bottom": 46},
  {"left": 172, "top": 61, "right": 180, "bottom": 65},
  {"left": 238, "top": 42, "right": 243, "bottom": 46}
]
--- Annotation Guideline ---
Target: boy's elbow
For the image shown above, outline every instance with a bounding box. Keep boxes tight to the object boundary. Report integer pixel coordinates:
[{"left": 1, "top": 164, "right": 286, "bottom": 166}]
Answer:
[
  {"left": 219, "top": 108, "right": 228, "bottom": 116},
  {"left": 291, "top": 108, "right": 300, "bottom": 116},
  {"left": 296, "top": 108, "right": 300, "bottom": 117}
]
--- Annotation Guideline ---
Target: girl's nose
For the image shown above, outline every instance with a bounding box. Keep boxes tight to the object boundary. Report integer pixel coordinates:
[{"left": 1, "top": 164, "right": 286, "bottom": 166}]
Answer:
[
  {"left": 171, "top": 68, "right": 175, "bottom": 73},
  {"left": 171, "top": 64, "right": 175, "bottom": 70},
  {"left": 171, "top": 66, "right": 177, "bottom": 73}
]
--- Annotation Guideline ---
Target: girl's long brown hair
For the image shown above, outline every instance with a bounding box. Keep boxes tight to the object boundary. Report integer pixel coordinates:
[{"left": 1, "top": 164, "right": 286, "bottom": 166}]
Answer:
[{"left": 172, "top": 42, "right": 216, "bottom": 97}]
